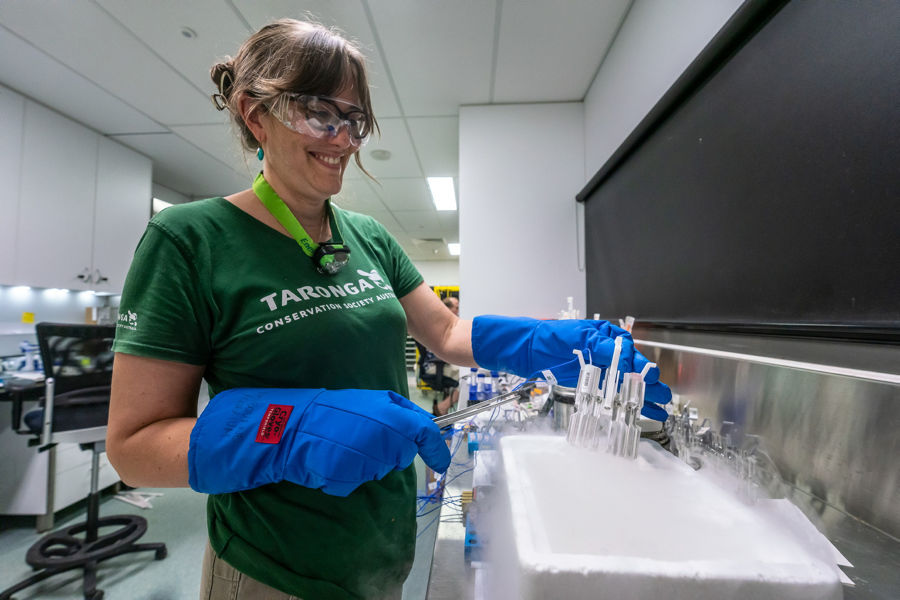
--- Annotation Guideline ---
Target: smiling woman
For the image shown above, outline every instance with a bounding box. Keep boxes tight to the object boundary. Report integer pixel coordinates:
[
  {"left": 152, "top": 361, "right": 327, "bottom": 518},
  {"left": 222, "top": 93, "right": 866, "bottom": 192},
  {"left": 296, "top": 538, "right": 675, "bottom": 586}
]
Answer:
[
  {"left": 210, "top": 19, "right": 378, "bottom": 171},
  {"left": 104, "top": 15, "right": 668, "bottom": 600},
  {"left": 104, "top": 18, "right": 465, "bottom": 600}
]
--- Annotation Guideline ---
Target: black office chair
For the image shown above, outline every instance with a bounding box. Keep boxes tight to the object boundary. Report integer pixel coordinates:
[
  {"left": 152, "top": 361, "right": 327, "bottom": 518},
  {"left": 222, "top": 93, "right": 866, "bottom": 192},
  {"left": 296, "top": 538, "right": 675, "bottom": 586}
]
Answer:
[{"left": 0, "top": 323, "right": 166, "bottom": 600}]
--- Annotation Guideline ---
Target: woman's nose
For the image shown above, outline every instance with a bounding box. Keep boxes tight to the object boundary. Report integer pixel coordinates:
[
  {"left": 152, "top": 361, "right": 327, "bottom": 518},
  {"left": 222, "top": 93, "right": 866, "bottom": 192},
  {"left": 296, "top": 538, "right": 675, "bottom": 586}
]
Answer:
[{"left": 326, "top": 121, "right": 355, "bottom": 148}]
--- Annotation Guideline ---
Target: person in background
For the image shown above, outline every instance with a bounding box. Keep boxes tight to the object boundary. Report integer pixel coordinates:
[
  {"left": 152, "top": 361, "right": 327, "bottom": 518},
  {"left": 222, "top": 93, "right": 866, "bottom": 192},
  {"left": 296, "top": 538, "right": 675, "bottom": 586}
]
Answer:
[
  {"left": 105, "top": 18, "right": 671, "bottom": 600},
  {"left": 442, "top": 295, "right": 459, "bottom": 316},
  {"left": 434, "top": 296, "right": 460, "bottom": 414},
  {"left": 417, "top": 295, "right": 462, "bottom": 416}
]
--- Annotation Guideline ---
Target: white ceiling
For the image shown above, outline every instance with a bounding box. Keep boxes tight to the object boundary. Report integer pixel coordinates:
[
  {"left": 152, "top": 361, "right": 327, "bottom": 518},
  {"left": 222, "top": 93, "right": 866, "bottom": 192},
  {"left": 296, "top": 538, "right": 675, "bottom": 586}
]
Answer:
[{"left": 0, "top": 0, "right": 632, "bottom": 262}]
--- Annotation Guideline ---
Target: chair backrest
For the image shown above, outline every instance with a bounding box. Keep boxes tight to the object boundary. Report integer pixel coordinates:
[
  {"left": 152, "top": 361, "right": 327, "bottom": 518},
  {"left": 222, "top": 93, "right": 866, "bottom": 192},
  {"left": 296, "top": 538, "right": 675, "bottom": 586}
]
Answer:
[
  {"left": 34, "top": 322, "right": 116, "bottom": 445},
  {"left": 37, "top": 322, "right": 116, "bottom": 395}
]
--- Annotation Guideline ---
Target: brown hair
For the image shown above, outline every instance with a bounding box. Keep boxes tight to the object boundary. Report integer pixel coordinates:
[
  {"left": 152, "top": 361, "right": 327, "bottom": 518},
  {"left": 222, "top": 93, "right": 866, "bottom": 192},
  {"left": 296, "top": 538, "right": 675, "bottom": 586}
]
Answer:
[{"left": 210, "top": 18, "right": 379, "bottom": 176}]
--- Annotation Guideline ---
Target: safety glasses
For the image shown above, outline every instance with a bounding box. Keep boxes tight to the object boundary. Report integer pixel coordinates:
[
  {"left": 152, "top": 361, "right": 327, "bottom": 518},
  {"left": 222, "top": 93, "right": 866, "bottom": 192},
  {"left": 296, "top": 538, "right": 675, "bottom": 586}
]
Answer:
[{"left": 270, "top": 94, "right": 371, "bottom": 147}]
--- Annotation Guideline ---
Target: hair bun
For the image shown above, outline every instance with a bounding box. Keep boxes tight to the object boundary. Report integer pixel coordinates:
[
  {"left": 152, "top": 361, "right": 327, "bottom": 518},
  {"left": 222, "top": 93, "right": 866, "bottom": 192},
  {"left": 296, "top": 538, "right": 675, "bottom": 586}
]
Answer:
[
  {"left": 210, "top": 61, "right": 235, "bottom": 110},
  {"left": 211, "top": 61, "right": 236, "bottom": 94}
]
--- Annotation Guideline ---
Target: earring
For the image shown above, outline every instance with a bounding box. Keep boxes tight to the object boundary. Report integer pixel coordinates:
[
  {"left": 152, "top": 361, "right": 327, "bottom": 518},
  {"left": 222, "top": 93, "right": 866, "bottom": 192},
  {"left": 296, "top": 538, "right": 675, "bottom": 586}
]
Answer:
[{"left": 257, "top": 147, "right": 264, "bottom": 161}]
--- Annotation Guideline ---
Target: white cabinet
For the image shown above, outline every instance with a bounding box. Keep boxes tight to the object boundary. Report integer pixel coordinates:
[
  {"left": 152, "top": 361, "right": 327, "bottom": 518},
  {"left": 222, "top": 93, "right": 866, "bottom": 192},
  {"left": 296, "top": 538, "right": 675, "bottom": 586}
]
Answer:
[
  {"left": 93, "top": 137, "right": 152, "bottom": 291},
  {"left": 16, "top": 101, "right": 98, "bottom": 290},
  {"left": 0, "top": 86, "right": 25, "bottom": 283},
  {"left": 6, "top": 99, "right": 151, "bottom": 292}
]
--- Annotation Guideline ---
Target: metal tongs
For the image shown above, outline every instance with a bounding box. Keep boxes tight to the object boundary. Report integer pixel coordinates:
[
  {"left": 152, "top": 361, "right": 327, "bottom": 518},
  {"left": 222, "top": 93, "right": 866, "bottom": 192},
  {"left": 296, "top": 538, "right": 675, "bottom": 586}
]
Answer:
[{"left": 432, "top": 381, "right": 537, "bottom": 430}]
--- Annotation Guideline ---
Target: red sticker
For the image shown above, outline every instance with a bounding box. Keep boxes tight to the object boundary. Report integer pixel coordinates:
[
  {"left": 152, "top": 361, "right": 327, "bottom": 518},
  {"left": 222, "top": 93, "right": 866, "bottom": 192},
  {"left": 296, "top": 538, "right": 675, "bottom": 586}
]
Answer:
[{"left": 255, "top": 404, "right": 294, "bottom": 444}]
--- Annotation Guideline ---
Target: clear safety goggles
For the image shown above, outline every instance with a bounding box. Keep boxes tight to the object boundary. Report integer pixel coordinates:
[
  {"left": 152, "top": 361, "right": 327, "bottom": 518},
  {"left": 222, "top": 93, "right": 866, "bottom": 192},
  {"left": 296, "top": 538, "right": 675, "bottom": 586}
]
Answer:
[{"left": 270, "top": 94, "right": 371, "bottom": 147}]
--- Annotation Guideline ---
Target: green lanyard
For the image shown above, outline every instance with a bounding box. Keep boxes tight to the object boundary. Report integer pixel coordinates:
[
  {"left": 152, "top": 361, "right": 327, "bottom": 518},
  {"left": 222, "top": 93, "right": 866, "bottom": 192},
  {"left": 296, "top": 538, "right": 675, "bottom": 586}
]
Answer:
[{"left": 252, "top": 171, "right": 333, "bottom": 257}]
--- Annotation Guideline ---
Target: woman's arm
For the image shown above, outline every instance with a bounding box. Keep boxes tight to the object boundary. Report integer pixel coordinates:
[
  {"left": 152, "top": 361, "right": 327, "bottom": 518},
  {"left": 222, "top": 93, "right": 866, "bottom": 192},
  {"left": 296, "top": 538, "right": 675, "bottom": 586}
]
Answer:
[
  {"left": 106, "top": 353, "right": 206, "bottom": 488},
  {"left": 399, "top": 282, "right": 477, "bottom": 368}
]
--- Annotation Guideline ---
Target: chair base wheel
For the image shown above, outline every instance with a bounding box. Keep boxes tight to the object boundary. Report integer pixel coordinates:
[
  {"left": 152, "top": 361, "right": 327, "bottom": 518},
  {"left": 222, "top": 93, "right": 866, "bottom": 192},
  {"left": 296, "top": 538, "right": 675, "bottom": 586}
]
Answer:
[{"left": 0, "top": 515, "right": 167, "bottom": 600}]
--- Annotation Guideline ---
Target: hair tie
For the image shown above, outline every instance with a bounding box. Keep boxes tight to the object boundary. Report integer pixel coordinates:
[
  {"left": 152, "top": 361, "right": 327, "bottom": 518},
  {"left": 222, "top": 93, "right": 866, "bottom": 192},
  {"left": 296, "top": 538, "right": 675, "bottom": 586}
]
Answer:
[
  {"left": 218, "top": 69, "right": 233, "bottom": 95},
  {"left": 211, "top": 67, "right": 234, "bottom": 111},
  {"left": 211, "top": 93, "right": 227, "bottom": 110}
]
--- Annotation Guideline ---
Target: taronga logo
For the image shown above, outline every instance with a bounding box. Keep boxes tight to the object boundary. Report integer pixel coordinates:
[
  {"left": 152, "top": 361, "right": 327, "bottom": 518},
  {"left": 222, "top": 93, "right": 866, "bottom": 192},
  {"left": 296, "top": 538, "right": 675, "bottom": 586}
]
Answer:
[
  {"left": 356, "top": 269, "right": 391, "bottom": 290},
  {"left": 258, "top": 267, "right": 393, "bottom": 311},
  {"left": 116, "top": 310, "right": 138, "bottom": 330}
]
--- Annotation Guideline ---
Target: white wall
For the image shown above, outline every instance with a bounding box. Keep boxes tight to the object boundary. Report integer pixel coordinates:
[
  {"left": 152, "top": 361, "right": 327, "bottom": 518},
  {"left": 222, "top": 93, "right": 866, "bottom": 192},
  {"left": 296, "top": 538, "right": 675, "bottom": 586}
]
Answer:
[
  {"left": 413, "top": 260, "right": 460, "bottom": 287},
  {"left": 459, "top": 103, "right": 585, "bottom": 320},
  {"left": 584, "top": 0, "right": 744, "bottom": 172}
]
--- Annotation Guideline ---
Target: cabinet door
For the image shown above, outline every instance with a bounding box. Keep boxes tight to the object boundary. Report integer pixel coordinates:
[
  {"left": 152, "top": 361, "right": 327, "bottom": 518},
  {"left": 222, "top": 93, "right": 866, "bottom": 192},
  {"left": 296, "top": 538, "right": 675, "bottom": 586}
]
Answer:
[
  {"left": 0, "top": 86, "right": 25, "bottom": 285},
  {"left": 16, "top": 101, "right": 98, "bottom": 289},
  {"left": 92, "top": 137, "right": 152, "bottom": 292}
]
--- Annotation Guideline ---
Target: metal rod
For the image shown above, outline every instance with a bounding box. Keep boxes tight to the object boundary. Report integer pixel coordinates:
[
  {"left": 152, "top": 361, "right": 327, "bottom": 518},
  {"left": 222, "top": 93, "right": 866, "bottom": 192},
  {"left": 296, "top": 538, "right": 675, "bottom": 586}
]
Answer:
[{"left": 432, "top": 382, "right": 536, "bottom": 430}]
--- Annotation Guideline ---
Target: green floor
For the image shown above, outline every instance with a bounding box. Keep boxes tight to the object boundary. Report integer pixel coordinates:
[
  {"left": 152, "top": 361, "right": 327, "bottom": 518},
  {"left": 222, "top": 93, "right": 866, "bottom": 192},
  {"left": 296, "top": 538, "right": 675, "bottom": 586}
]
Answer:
[{"left": 0, "top": 374, "right": 441, "bottom": 599}]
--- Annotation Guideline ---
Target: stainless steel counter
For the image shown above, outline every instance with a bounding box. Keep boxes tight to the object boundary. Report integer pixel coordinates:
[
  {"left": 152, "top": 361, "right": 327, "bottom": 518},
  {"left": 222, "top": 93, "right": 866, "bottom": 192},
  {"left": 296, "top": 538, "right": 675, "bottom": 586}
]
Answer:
[
  {"left": 787, "top": 487, "right": 900, "bottom": 599},
  {"left": 425, "top": 325, "right": 900, "bottom": 598}
]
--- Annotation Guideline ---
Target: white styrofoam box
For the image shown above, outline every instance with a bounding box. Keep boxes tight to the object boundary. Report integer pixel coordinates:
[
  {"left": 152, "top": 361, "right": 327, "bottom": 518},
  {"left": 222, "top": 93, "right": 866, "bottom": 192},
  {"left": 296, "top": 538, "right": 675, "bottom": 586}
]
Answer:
[{"left": 494, "top": 435, "right": 842, "bottom": 600}]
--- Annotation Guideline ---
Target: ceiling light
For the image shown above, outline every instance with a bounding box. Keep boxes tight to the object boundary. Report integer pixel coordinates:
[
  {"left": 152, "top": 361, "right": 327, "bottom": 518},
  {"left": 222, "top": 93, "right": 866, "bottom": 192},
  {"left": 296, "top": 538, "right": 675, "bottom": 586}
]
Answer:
[
  {"left": 427, "top": 177, "right": 456, "bottom": 211},
  {"left": 370, "top": 149, "right": 392, "bottom": 161},
  {"left": 448, "top": 243, "right": 460, "bottom": 256}
]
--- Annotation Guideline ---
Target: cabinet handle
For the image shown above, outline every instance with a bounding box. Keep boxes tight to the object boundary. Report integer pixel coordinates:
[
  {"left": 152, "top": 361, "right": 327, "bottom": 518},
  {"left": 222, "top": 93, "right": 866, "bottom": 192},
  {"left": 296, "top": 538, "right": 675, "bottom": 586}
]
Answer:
[
  {"left": 77, "top": 268, "right": 92, "bottom": 282},
  {"left": 94, "top": 269, "right": 109, "bottom": 284}
]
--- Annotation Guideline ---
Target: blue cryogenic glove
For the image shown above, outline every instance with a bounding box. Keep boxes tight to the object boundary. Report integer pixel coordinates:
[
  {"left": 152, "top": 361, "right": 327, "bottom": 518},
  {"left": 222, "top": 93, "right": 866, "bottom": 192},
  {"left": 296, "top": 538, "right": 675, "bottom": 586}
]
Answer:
[
  {"left": 471, "top": 315, "right": 672, "bottom": 421},
  {"left": 188, "top": 388, "right": 451, "bottom": 497}
]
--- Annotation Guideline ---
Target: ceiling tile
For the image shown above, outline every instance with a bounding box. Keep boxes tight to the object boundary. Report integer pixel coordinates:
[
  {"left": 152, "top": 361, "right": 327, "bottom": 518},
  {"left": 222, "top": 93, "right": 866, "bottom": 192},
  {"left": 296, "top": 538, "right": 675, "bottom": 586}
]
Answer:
[
  {"left": 0, "top": 0, "right": 636, "bottom": 214},
  {"left": 0, "top": 1, "right": 213, "bottom": 125},
  {"left": 170, "top": 119, "right": 255, "bottom": 175},
  {"left": 379, "top": 226, "right": 455, "bottom": 262},
  {"left": 407, "top": 116, "right": 459, "bottom": 176},
  {"left": 362, "top": 209, "right": 405, "bottom": 237},
  {"left": 232, "top": 0, "right": 402, "bottom": 118},
  {"left": 96, "top": 0, "right": 252, "bottom": 103},
  {"left": 357, "top": 118, "right": 422, "bottom": 179},
  {"left": 332, "top": 178, "right": 389, "bottom": 214},
  {"left": 376, "top": 178, "right": 433, "bottom": 212},
  {"left": 493, "top": 0, "right": 632, "bottom": 102},
  {"left": 437, "top": 211, "right": 460, "bottom": 240},
  {"left": 407, "top": 238, "right": 454, "bottom": 261},
  {"left": 368, "top": 0, "right": 496, "bottom": 115},
  {"left": 393, "top": 210, "right": 445, "bottom": 239},
  {"left": 110, "top": 132, "right": 247, "bottom": 199},
  {"left": 0, "top": 26, "right": 166, "bottom": 135}
]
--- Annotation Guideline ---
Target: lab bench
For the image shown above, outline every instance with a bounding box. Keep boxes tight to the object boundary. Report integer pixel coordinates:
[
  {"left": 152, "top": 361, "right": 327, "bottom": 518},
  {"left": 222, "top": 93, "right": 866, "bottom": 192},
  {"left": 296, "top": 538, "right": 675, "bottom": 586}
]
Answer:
[{"left": 426, "top": 434, "right": 477, "bottom": 600}]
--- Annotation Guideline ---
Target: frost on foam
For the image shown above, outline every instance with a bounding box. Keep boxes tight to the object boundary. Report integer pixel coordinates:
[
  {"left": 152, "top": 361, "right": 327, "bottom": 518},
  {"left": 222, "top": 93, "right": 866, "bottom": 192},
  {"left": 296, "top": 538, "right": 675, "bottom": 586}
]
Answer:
[{"left": 487, "top": 435, "right": 843, "bottom": 600}]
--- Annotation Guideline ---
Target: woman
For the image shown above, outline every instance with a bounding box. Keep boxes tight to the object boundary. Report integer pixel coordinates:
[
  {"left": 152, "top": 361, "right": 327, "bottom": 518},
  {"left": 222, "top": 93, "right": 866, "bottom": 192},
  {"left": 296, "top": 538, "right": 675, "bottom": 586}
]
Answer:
[{"left": 106, "top": 18, "right": 670, "bottom": 600}]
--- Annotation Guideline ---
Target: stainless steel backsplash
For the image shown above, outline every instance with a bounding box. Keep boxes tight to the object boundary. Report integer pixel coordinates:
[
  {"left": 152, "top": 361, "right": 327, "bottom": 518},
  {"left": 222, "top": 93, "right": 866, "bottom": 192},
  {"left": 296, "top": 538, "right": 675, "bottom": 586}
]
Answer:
[{"left": 634, "top": 327, "right": 900, "bottom": 540}]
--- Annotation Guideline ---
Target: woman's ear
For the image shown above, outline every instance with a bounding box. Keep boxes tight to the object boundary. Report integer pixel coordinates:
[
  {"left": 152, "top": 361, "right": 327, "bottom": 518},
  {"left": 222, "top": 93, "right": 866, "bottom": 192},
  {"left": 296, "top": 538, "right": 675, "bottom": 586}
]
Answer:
[{"left": 238, "top": 93, "right": 266, "bottom": 145}]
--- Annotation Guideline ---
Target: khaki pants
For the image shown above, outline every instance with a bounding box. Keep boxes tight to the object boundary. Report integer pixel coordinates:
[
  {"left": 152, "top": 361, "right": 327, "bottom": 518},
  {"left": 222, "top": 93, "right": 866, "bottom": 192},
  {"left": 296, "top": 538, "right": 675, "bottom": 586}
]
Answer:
[
  {"left": 200, "top": 541, "right": 302, "bottom": 600},
  {"left": 199, "top": 540, "right": 404, "bottom": 600}
]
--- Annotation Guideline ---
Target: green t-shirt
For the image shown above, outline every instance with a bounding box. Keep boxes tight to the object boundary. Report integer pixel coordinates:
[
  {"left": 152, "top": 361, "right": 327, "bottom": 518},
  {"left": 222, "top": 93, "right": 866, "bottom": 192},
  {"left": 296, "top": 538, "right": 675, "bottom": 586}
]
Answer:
[{"left": 113, "top": 197, "right": 424, "bottom": 599}]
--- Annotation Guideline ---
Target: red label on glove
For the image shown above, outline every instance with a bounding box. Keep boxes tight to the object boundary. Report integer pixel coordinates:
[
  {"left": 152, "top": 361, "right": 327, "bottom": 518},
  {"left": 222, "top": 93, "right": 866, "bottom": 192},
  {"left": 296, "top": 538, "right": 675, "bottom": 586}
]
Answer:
[{"left": 255, "top": 404, "right": 294, "bottom": 444}]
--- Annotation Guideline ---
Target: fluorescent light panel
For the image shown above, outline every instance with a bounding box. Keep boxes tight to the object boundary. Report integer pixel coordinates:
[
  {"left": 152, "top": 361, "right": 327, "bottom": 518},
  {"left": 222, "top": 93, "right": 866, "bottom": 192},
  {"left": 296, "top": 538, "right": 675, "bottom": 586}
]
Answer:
[{"left": 427, "top": 177, "right": 456, "bottom": 211}]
